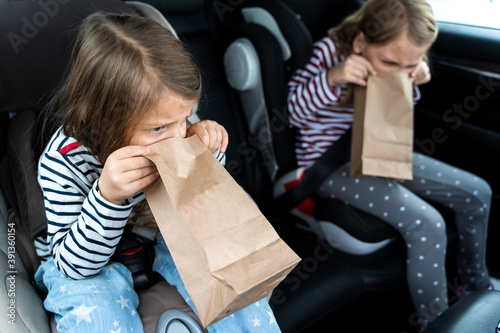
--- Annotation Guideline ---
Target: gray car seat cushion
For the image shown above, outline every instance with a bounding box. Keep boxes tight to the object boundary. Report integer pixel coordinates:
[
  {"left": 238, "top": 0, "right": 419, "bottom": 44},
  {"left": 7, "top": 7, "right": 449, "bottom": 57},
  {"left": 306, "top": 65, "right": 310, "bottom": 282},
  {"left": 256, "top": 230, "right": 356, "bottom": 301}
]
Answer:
[
  {"left": 0, "top": 189, "right": 51, "bottom": 333},
  {"left": 137, "top": 280, "right": 207, "bottom": 333}
]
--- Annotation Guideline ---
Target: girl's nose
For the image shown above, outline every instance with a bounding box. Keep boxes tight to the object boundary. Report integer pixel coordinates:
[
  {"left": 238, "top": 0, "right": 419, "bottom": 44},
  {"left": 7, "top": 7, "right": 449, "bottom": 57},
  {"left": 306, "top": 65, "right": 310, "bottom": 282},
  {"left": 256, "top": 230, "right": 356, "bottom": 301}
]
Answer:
[
  {"left": 404, "top": 67, "right": 414, "bottom": 75},
  {"left": 174, "top": 124, "right": 187, "bottom": 138}
]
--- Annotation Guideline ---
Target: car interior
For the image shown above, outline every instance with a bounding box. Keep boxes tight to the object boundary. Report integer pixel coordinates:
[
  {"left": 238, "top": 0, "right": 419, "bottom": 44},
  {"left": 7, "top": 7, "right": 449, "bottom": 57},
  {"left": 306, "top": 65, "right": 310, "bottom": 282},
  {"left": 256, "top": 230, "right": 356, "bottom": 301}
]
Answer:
[{"left": 1, "top": 0, "right": 500, "bottom": 332}]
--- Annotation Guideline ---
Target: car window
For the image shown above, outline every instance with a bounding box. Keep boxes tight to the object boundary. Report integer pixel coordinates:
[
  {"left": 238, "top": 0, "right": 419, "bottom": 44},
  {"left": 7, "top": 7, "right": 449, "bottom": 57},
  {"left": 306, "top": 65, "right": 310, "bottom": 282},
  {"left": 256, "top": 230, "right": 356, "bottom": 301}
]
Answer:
[{"left": 427, "top": 0, "right": 500, "bottom": 29}]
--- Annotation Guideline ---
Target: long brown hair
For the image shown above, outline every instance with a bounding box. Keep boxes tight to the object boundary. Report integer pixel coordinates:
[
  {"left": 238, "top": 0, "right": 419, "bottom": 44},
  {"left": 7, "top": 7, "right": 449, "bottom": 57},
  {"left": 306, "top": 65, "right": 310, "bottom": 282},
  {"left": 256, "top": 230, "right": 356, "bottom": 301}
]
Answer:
[
  {"left": 46, "top": 12, "right": 203, "bottom": 228},
  {"left": 328, "top": 0, "right": 438, "bottom": 104},
  {"left": 52, "top": 11, "right": 202, "bottom": 161}
]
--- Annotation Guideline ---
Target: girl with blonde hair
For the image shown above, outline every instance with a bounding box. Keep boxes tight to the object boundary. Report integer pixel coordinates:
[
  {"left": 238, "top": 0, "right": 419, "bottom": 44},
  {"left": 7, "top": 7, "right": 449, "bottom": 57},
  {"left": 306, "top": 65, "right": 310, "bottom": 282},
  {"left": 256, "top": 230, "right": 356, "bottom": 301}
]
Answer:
[{"left": 287, "top": 0, "right": 494, "bottom": 329}]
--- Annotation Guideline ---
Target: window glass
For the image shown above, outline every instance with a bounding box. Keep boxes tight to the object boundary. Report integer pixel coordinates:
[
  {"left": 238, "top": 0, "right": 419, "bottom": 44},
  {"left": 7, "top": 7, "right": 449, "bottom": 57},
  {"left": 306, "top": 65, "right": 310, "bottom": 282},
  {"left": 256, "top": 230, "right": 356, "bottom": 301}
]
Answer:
[{"left": 427, "top": 0, "right": 500, "bottom": 29}]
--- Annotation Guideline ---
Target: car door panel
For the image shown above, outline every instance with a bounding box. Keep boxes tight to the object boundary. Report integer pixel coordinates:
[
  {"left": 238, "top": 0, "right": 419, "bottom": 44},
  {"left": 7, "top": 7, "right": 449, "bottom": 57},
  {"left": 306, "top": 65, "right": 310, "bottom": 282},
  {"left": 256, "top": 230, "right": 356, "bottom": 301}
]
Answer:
[{"left": 415, "top": 21, "right": 500, "bottom": 275}]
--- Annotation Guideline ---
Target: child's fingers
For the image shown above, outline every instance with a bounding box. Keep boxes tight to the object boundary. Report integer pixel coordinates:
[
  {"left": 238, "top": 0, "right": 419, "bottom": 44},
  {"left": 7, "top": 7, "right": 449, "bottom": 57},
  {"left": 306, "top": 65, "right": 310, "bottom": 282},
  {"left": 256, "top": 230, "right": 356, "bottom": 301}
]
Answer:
[
  {"left": 342, "top": 55, "right": 376, "bottom": 86},
  {"left": 99, "top": 146, "right": 158, "bottom": 204},
  {"left": 190, "top": 121, "right": 229, "bottom": 153},
  {"left": 220, "top": 127, "right": 229, "bottom": 153},
  {"left": 129, "top": 167, "right": 160, "bottom": 191},
  {"left": 347, "top": 67, "right": 371, "bottom": 86},
  {"left": 411, "top": 67, "right": 431, "bottom": 86},
  {"left": 113, "top": 145, "right": 151, "bottom": 160},
  {"left": 210, "top": 125, "right": 229, "bottom": 154},
  {"left": 197, "top": 132, "right": 209, "bottom": 147},
  {"left": 354, "top": 55, "right": 377, "bottom": 76},
  {"left": 410, "top": 61, "right": 431, "bottom": 86},
  {"left": 124, "top": 165, "right": 158, "bottom": 183}
]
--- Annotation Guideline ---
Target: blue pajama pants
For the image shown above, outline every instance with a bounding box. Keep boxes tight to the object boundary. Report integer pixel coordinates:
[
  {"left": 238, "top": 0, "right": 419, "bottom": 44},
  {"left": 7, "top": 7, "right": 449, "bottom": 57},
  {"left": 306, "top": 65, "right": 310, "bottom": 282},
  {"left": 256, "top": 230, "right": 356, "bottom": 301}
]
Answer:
[
  {"left": 317, "top": 152, "right": 492, "bottom": 329},
  {"left": 34, "top": 236, "right": 281, "bottom": 333}
]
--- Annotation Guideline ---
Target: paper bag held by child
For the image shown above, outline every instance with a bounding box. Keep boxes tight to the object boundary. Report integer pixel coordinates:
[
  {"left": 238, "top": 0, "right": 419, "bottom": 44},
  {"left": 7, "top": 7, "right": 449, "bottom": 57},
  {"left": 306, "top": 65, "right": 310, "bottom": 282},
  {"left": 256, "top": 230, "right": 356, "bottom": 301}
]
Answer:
[
  {"left": 143, "top": 136, "right": 301, "bottom": 327},
  {"left": 350, "top": 71, "right": 414, "bottom": 180}
]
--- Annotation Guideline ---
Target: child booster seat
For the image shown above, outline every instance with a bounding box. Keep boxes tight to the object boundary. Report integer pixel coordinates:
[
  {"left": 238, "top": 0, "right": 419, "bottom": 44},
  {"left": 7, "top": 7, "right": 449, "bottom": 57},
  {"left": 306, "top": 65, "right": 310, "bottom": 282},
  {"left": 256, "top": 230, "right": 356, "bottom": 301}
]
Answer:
[{"left": 221, "top": 0, "right": 398, "bottom": 255}]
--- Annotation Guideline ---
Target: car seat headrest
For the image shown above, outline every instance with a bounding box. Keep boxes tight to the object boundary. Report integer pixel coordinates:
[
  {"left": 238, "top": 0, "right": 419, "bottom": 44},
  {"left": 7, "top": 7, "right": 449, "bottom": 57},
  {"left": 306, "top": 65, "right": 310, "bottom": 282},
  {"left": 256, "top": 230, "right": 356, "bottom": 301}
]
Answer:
[
  {"left": 222, "top": 0, "right": 313, "bottom": 180},
  {"left": 241, "top": 0, "right": 313, "bottom": 71},
  {"left": 0, "top": 0, "right": 137, "bottom": 114},
  {"left": 240, "top": 7, "right": 291, "bottom": 61},
  {"left": 224, "top": 38, "right": 261, "bottom": 92},
  {"left": 144, "top": 0, "right": 204, "bottom": 14},
  {"left": 0, "top": 0, "right": 185, "bottom": 115},
  {"left": 125, "top": 1, "right": 179, "bottom": 39},
  {"left": 142, "top": 0, "right": 206, "bottom": 36}
]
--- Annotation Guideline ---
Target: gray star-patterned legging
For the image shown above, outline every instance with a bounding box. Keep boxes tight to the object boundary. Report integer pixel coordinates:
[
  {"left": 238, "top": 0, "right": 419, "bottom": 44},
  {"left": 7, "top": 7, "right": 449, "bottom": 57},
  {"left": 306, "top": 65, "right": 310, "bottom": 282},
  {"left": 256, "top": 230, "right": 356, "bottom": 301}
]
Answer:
[{"left": 317, "top": 152, "right": 492, "bottom": 328}]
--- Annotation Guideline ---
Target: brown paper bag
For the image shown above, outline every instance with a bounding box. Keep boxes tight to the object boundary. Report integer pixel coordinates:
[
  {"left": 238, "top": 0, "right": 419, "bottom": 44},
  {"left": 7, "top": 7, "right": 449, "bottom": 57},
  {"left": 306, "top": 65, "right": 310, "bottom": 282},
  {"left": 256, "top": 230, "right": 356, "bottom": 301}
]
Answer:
[
  {"left": 350, "top": 71, "right": 414, "bottom": 180},
  {"left": 143, "top": 136, "right": 301, "bottom": 327}
]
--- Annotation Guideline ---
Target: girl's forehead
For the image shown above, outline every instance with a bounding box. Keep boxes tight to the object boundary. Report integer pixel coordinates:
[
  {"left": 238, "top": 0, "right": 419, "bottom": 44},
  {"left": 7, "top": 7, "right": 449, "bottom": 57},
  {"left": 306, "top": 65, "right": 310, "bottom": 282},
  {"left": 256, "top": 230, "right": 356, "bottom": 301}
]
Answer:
[
  {"left": 373, "top": 34, "right": 429, "bottom": 59},
  {"left": 147, "top": 93, "right": 197, "bottom": 122}
]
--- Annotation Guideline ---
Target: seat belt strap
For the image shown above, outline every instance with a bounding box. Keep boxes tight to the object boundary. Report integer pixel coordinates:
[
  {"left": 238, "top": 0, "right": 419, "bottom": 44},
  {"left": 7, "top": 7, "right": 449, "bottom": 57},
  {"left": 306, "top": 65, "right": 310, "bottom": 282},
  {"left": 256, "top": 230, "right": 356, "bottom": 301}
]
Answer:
[{"left": 273, "top": 129, "right": 352, "bottom": 215}]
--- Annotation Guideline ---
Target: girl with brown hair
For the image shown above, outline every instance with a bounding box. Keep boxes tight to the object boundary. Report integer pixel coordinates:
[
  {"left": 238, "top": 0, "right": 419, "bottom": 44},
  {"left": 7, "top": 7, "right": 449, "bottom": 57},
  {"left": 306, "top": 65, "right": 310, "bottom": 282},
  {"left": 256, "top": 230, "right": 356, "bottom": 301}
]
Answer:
[{"left": 35, "top": 11, "right": 281, "bottom": 332}]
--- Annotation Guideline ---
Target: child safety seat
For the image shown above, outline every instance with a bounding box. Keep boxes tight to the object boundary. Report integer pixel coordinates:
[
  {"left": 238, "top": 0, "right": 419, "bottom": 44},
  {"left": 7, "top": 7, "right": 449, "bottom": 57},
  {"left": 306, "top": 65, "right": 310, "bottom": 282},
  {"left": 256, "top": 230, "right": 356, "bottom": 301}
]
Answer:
[
  {"left": 0, "top": 1, "right": 204, "bottom": 332},
  {"left": 221, "top": 0, "right": 398, "bottom": 255}
]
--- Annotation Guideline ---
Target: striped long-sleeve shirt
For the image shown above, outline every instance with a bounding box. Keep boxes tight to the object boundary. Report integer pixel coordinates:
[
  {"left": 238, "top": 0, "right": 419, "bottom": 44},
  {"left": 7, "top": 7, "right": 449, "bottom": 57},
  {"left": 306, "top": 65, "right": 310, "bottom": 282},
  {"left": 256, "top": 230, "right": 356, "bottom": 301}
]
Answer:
[
  {"left": 36, "top": 127, "right": 226, "bottom": 279},
  {"left": 287, "top": 37, "right": 420, "bottom": 169}
]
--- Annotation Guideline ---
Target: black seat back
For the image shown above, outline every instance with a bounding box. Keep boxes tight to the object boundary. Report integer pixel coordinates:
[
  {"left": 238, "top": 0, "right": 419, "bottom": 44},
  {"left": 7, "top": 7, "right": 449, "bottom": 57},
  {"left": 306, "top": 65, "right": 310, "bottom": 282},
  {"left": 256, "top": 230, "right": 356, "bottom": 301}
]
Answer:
[
  {"left": 0, "top": 0, "right": 136, "bottom": 112},
  {"left": 221, "top": 0, "right": 312, "bottom": 187}
]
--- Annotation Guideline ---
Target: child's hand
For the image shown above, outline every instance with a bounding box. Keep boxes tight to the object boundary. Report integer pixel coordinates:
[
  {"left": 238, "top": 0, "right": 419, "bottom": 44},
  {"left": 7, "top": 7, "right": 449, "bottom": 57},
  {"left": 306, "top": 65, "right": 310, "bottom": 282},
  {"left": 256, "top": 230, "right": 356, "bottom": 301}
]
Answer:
[
  {"left": 327, "top": 54, "right": 377, "bottom": 87},
  {"left": 99, "top": 146, "right": 158, "bottom": 205},
  {"left": 411, "top": 60, "right": 431, "bottom": 86},
  {"left": 187, "top": 120, "right": 229, "bottom": 154}
]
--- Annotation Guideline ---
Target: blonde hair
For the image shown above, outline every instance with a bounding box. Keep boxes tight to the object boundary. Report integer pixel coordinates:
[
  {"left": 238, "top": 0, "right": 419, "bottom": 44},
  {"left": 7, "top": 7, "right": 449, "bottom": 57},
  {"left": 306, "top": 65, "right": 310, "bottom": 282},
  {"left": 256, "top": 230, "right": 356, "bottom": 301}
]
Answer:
[
  {"left": 326, "top": 0, "right": 437, "bottom": 105},
  {"left": 53, "top": 11, "right": 202, "bottom": 162},
  {"left": 329, "top": 0, "right": 437, "bottom": 55}
]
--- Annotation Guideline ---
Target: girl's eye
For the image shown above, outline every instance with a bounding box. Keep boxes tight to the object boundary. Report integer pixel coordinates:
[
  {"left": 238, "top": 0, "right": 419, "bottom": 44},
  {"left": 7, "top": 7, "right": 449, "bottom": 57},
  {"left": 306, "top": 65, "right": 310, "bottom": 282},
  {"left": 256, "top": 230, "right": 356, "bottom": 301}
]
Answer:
[
  {"left": 382, "top": 60, "right": 400, "bottom": 68},
  {"left": 150, "top": 126, "right": 165, "bottom": 133}
]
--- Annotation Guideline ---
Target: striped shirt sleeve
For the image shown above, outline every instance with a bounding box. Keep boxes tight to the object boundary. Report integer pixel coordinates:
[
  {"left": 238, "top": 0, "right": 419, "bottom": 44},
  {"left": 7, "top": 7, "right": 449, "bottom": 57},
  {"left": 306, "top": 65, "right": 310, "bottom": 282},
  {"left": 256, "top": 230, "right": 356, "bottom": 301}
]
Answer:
[
  {"left": 287, "top": 37, "right": 346, "bottom": 128},
  {"left": 213, "top": 147, "right": 226, "bottom": 166},
  {"left": 37, "top": 128, "right": 226, "bottom": 279},
  {"left": 38, "top": 131, "right": 132, "bottom": 279}
]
